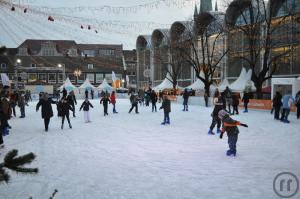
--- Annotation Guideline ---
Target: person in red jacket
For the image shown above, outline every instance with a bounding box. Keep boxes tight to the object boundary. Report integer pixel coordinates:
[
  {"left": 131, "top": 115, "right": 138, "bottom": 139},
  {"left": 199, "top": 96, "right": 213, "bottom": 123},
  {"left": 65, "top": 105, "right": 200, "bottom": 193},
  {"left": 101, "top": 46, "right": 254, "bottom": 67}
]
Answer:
[{"left": 110, "top": 91, "right": 118, "bottom": 114}]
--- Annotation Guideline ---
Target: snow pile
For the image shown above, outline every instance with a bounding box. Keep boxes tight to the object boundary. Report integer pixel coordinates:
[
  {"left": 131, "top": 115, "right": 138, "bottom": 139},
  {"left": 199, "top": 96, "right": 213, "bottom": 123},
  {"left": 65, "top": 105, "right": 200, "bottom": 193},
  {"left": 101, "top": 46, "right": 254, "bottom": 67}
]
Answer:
[{"left": 0, "top": 99, "right": 299, "bottom": 198}]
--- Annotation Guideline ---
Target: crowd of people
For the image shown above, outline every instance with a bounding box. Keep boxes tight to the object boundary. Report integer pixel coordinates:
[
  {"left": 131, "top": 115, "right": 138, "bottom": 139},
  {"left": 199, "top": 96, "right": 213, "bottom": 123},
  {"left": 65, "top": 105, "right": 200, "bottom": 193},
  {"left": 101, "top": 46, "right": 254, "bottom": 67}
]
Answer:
[{"left": 1, "top": 84, "right": 299, "bottom": 157}]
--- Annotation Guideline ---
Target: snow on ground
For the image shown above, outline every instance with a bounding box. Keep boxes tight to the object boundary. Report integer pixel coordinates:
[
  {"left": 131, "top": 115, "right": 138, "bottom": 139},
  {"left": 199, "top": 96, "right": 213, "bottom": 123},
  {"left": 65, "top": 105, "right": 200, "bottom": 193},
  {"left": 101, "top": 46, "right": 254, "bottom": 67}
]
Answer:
[{"left": 0, "top": 99, "right": 299, "bottom": 199}]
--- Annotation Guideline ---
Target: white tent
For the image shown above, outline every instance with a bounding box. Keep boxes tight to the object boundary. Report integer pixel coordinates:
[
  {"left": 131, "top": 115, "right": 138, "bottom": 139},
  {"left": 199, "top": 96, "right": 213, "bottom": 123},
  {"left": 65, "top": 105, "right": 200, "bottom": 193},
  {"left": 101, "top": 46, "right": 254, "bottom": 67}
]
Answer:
[
  {"left": 218, "top": 78, "right": 230, "bottom": 91},
  {"left": 59, "top": 78, "right": 77, "bottom": 91},
  {"left": 186, "top": 78, "right": 204, "bottom": 90},
  {"left": 153, "top": 74, "right": 182, "bottom": 91},
  {"left": 97, "top": 78, "right": 114, "bottom": 92},
  {"left": 229, "top": 68, "right": 255, "bottom": 92},
  {"left": 79, "top": 78, "right": 95, "bottom": 90}
]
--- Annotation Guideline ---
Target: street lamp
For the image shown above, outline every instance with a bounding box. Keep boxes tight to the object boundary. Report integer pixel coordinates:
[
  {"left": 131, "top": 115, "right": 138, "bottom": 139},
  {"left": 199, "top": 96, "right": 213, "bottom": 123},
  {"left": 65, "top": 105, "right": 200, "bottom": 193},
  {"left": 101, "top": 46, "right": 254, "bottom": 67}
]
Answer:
[
  {"left": 74, "top": 69, "right": 82, "bottom": 84},
  {"left": 58, "top": 63, "right": 66, "bottom": 82},
  {"left": 121, "top": 79, "right": 125, "bottom": 88},
  {"left": 14, "top": 59, "right": 22, "bottom": 90}
]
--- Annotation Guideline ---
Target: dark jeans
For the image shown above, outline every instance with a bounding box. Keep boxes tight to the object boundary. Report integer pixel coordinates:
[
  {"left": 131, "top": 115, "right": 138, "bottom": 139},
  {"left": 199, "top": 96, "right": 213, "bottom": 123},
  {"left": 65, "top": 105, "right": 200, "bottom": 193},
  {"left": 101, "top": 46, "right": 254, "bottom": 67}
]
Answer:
[
  {"left": 233, "top": 105, "right": 239, "bottom": 114},
  {"left": 228, "top": 134, "right": 238, "bottom": 152},
  {"left": 164, "top": 112, "right": 170, "bottom": 122},
  {"left": 297, "top": 104, "right": 300, "bottom": 119},
  {"left": 152, "top": 102, "right": 157, "bottom": 112},
  {"left": 244, "top": 102, "right": 248, "bottom": 111},
  {"left": 281, "top": 108, "right": 290, "bottom": 121},
  {"left": 103, "top": 104, "right": 108, "bottom": 115},
  {"left": 129, "top": 103, "right": 138, "bottom": 113},
  {"left": 44, "top": 118, "right": 50, "bottom": 131},
  {"left": 204, "top": 97, "right": 208, "bottom": 107},
  {"left": 62, "top": 113, "right": 71, "bottom": 126},
  {"left": 71, "top": 104, "right": 76, "bottom": 117},
  {"left": 11, "top": 104, "right": 16, "bottom": 117},
  {"left": 112, "top": 103, "right": 117, "bottom": 113},
  {"left": 210, "top": 116, "right": 221, "bottom": 131},
  {"left": 274, "top": 106, "right": 281, "bottom": 119},
  {"left": 0, "top": 131, "right": 3, "bottom": 145},
  {"left": 20, "top": 105, "right": 25, "bottom": 117}
]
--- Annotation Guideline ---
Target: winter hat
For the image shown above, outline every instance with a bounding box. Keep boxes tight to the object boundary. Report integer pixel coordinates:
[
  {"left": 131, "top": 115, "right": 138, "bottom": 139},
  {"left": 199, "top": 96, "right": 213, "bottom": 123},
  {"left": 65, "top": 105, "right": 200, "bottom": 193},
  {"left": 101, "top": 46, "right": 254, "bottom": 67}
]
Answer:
[{"left": 218, "top": 110, "right": 229, "bottom": 120}]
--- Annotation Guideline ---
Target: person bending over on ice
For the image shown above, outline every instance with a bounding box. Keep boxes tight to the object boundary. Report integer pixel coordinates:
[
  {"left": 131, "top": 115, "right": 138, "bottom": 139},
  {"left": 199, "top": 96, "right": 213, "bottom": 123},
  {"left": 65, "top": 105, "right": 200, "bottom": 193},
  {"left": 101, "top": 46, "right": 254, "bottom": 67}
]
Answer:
[
  {"left": 159, "top": 94, "right": 171, "bottom": 125},
  {"left": 60, "top": 97, "right": 74, "bottom": 129},
  {"left": 36, "top": 93, "right": 57, "bottom": 132},
  {"left": 80, "top": 98, "right": 94, "bottom": 123},
  {"left": 100, "top": 95, "right": 111, "bottom": 116},
  {"left": 208, "top": 91, "right": 223, "bottom": 135},
  {"left": 218, "top": 110, "right": 248, "bottom": 157}
]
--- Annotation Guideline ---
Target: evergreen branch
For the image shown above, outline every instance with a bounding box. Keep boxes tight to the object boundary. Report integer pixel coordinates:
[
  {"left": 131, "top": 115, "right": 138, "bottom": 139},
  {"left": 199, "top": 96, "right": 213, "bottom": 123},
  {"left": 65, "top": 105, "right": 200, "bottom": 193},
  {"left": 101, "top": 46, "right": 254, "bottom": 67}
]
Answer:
[
  {"left": 9, "top": 166, "right": 38, "bottom": 174},
  {"left": 49, "top": 189, "right": 58, "bottom": 199},
  {"left": 0, "top": 168, "right": 10, "bottom": 183},
  {"left": 6, "top": 153, "right": 36, "bottom": 167},
  {"left": 4, "top": 150, "right": 18, "bottom": 163}
]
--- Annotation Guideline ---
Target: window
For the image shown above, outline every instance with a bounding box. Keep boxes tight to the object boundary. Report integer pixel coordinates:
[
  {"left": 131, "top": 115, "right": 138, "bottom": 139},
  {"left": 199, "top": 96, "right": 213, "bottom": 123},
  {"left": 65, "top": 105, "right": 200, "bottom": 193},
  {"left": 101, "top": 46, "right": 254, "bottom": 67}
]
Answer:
[
  {"left": 99, "top": 49, "right": 115, "bottom": 56},
  {"left": 1, "top": 63, "right": 7, "bottom": 68},
  {"left": 38, "top": 73, "right": 47, "bottom": 83},
  {"left": 31, "top": 63, "right": 37, "bottom": 68},
  {"left": 82, "top": 50, "right": 96, "bottom": 57},
  {"left": 48, "top": 73, "right": 56, "bottom": 84},
  {"left": 58, "top": 73, "right": 64, "bottom": 83},
  {"left": 88, "top": 64, "right": 94, "bottom": 69},
  {"left": 28, "top": 73, "right": 37, "bottom": 83},
  {"left": 96, "top": 73, "right": 104, "bottom": 83},
  {"left": 86, "top": 73, "right": 95, "bottom": 83}
]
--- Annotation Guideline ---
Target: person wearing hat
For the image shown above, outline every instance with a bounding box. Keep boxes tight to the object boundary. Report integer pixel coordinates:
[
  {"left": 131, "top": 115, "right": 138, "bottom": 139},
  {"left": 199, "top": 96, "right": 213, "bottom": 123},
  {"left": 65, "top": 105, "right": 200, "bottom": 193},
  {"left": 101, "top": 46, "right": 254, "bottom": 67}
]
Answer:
[{"left": 218, "top": 109, "right": 248, "bottom": 157}]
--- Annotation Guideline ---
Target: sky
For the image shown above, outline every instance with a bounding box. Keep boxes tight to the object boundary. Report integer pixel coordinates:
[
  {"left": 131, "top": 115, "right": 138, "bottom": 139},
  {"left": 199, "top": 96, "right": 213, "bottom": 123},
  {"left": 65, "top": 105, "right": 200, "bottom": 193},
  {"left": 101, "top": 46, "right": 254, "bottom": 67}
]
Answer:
[{"left": 0, "top": 0, "right": 227, "bottom": 49}]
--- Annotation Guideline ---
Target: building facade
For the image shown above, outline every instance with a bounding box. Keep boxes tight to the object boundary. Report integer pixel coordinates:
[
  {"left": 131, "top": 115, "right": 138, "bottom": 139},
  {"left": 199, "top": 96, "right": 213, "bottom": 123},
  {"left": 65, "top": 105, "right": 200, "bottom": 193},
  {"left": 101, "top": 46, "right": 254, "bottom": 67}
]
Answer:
[{"left": 0, "top": 40, "right": 125, "bottom": 89}]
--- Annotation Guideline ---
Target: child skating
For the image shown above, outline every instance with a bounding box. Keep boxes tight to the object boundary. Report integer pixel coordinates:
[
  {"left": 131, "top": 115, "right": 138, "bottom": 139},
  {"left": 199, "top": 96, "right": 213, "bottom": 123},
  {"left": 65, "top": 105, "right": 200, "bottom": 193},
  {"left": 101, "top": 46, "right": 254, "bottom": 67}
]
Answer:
[
  {"left": 110, "top": 91, "right": 118, "bottom": 113},
  {"left": 218, "top": 110, "right": 248, "bottom": 156},
  {"left": 79, "top": 98, "right": 94, "bottom": 123},
  {"left": 159, "top": 94, "right": 171, "bottom": 125}
]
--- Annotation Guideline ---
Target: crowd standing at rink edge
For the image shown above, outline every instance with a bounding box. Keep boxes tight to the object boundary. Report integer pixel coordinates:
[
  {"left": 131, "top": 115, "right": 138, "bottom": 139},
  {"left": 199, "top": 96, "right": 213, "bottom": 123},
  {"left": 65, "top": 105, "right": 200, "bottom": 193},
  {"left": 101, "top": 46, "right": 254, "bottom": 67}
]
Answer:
[{"left": 0, "top": 85, "right": 300, "bottom": 156}]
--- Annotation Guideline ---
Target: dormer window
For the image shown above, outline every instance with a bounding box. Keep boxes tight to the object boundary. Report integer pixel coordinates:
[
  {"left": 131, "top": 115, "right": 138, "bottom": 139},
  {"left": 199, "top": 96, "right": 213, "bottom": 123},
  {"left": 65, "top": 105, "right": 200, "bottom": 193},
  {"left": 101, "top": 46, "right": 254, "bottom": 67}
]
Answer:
[
  {"left": 88, "top": 64, "right": 94, "bottom": 69},
  {"left": 1, "top": 63, "right": 7, "bottom": 68},
  {"left": 31, "top": 63, "right": 37, "bottom": 68}
]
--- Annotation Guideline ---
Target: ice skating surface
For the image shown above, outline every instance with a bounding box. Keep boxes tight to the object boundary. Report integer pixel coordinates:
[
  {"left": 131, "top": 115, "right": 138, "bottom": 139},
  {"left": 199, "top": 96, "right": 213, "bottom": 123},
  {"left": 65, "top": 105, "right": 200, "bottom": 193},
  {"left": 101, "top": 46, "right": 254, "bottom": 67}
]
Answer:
[{"left": 0, "top": 99, "right": 299, "bottom": 199}]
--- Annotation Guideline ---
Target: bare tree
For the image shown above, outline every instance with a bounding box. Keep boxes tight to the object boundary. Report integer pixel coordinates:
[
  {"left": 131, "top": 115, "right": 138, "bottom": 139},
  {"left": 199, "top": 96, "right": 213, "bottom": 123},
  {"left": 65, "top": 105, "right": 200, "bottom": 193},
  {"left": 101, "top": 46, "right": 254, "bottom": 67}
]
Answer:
[
  {"left": 179, "top": 12, "right": 228, "bottom": 96},
  {"left": 225, "top": 0, "right": 296, "bottom": 98}
]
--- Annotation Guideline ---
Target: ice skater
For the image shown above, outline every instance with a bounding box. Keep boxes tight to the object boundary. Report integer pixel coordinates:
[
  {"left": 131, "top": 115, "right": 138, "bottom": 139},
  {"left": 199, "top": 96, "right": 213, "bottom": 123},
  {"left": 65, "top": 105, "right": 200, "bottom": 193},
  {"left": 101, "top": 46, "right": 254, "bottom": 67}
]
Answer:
[
  {"left": 242, "top": 91, "right": 250, "bottom": 113},
  {"left": 67, "top": 91, "right": 77, "bottom": 117},
  {"left": 150, "top": 90, "right": 158, "bottom": 112},
  {"left": 36, "top": 93, "right": 57, "bottom": 132},
  {"left": 218, "top": 110, "right": 248, "bottom": 157},
  {"left": 182, "top": 88, "right": 190, "bottom": 111},
  {"left": 60, "top": 97, "right": 74, "bottom": 129},
  {"left": 232, "top": 93, "right": 240, "bottom": 115},
  {"left": 272, "top": 92, "right": 282, "bottom": 120},
  {"left": 159, "top": 94, "right": 171, "bottom": 125},
  {"left": 79, "top": 98, "right": 94, "bottom": 123},
  {"left": 128, "top": 93, "right": 139, "bottom": 114},
  {"left": 208, "top": 91, "right": 223, "bottom": 135},
  {"left": 100, "top": 95, "right": 111, "bottom": 116},
  {"left": 280, "top": 91, "right": 294, "bottom": 123},
  {"left": 110, "top": 91, "right": 118, "bottom": 113}
]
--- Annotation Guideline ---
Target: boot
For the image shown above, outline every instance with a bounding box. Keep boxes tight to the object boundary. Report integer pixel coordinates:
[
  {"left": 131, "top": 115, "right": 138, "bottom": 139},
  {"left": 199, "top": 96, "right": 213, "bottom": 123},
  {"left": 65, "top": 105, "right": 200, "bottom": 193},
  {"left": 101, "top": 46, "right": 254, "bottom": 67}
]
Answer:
[
  {"left": 166, "top": 119, "right": 170, "bottom": 125},
  {"left": 61, "top": 124, "right": 63, "bottom": 129},
  {"left": 161, "top": 120, "right": 166, "bottom": 125},
  {"left": 208, "top": 129, "right": 215, "bottom": 135},
  {"left": 69, "top": 123, "right": 72, "bottom": 129}
]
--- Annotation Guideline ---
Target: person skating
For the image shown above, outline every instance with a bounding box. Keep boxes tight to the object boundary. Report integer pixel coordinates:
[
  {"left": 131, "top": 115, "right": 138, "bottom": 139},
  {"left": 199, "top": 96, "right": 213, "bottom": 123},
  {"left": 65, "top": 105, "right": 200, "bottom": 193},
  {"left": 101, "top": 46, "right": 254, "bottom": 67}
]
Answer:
[
  {"left": 61, "top": 88, "right": 67, "bottom": 99},
  {"left": 67, "top": 91, "right": 77, "bottom": 117},
  {"left": 145, "top": 89, "right": 151, "bottom": 107},
  {"left": 0, "top": 89, "right": 12, "bottom": 133},
  {"left": 159, "top": 94, "right": 171, "bottom": 125},
  {"left": 60, "top": 97, "right": 74, "bottom": 129},
  {"left": 79, "top": 98, "right": 94, "bottom": 122},
  {"left": 85, "top": 89, "right": 89, "bottom": 99},
  {"left": 242, "top": 91, "right": 250, "bottom": 113},
  {"left": 182, "top": 89, "right": 190, "bottom": 111},
  {"left": 36, "top": 93, "right": 57, "bottom": 132},
  {"left": 232, "top": 93, "right": 240, "bottom": 115},
  {"left": 280, "top": 91, "right": 294, "bottom": 123},
  {"left": 150, "top": 90, "right": 158, "bottom": 112},
  {"left": 272, "top": 92, "right": 282, "bottom": 120},
  {"left": 18, "top": 91, "right": 26, "bottom": 118},
  {"left": 100, "top": 95, "right": 111, "bottom": 116},
  {"left": 128, "top": 93, "right": 139, "bottom": 114},
  {"left": 110, "top": 91, "right": 118, "bottom": 113},
  {"left": 218, "top": 110, "right": 248, "bottom": 157},
  {"left": 9, "top": 91, "right": 17, "bottom": 117},
  {"left": 224, "top": 86, "right": 233, "bottom": 114},
  {"left": 158, "top": 90, "right": 163, "bottom": 103},
  {"left": 91, "top": 89, "right": 94, "bottom": 99},
  {"left": 295, "top": 91, "right": 300, "bottom": 119},
  {"left": 208, "top": 91, "right": 223, "bottom": 135}
]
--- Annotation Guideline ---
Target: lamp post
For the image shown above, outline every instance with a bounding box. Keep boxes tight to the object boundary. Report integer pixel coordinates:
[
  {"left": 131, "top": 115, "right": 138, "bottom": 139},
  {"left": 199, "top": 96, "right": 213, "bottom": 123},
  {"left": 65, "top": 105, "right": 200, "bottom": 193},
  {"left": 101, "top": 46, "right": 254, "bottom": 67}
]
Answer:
[
  {"left": 14, "top": 58, "right": 21, "bottom": 90},
  {"left": 121, "top": 79, "right": 125, "bottom": 88},
  {"left": 58, "top": 63, "right": 65, "bottom": 82},
  {"left": 74, "top": 69, "right": 82, "bottom": 84}
]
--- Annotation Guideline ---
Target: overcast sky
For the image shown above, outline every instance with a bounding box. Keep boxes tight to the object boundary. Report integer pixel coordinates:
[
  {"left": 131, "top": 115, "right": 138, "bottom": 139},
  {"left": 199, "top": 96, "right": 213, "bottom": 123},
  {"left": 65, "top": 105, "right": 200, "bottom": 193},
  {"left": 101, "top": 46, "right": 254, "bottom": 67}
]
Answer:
[{"left": 2, "top": 0, "right": 228, "bottom": 49}]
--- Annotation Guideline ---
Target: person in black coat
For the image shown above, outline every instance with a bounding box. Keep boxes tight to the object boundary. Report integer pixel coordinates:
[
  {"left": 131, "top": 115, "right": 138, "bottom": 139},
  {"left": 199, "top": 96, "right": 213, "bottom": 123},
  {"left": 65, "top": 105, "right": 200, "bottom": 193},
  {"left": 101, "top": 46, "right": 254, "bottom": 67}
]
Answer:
[
  {"left": 60, "top": 97, "right": 74, "bottom": 129},
  {"left": 160, "top": 94, "right": 171, "bottom": 125},
  {"left": 85, "top": 89, "right": 89, "bottom": 99},
  {"left": 36, "top": 93, "right": 57, "bottom": 132},
  {"left": 242, "top": 91, "right": 250, "bottom": 113},
  {"left": 100, "top": 96, "right": 111, "bottom": 116},
  {"left": 61, "top": 88, "right": 67, "bottom": 99},
  {"left": 129, "top": 93, "right": 139, "bottom": 114},
  {"left": 79, "top": 98, "right": 94, "bottom": 122},
  {"left": 232, "top": 93, "right": 240, "bottom": 115},
  {"left": 272, "top": 91, "right": 282, "bottom": 120},
  {"left": 91, "top": 89, "right": 94, "bottom": 99},
  {"left": 182, "top": 89, "right": 190, "bottom": 111},
  {"left": 208, "top": 91, "right": 224, "bottom": 135},
  {"left": 67, "top": 91, "right": 77, "bottom": 117},
  {"left": 150, "top": 90, "right": 158, "bottom": 112}
]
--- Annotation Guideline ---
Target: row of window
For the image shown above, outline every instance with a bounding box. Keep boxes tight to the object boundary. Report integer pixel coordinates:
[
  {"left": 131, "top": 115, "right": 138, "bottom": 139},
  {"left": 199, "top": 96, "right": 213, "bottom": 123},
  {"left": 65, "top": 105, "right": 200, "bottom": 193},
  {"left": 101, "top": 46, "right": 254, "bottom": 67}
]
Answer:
[{"left": 0, "top": 63, "right": 94, "bottom": 69}]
